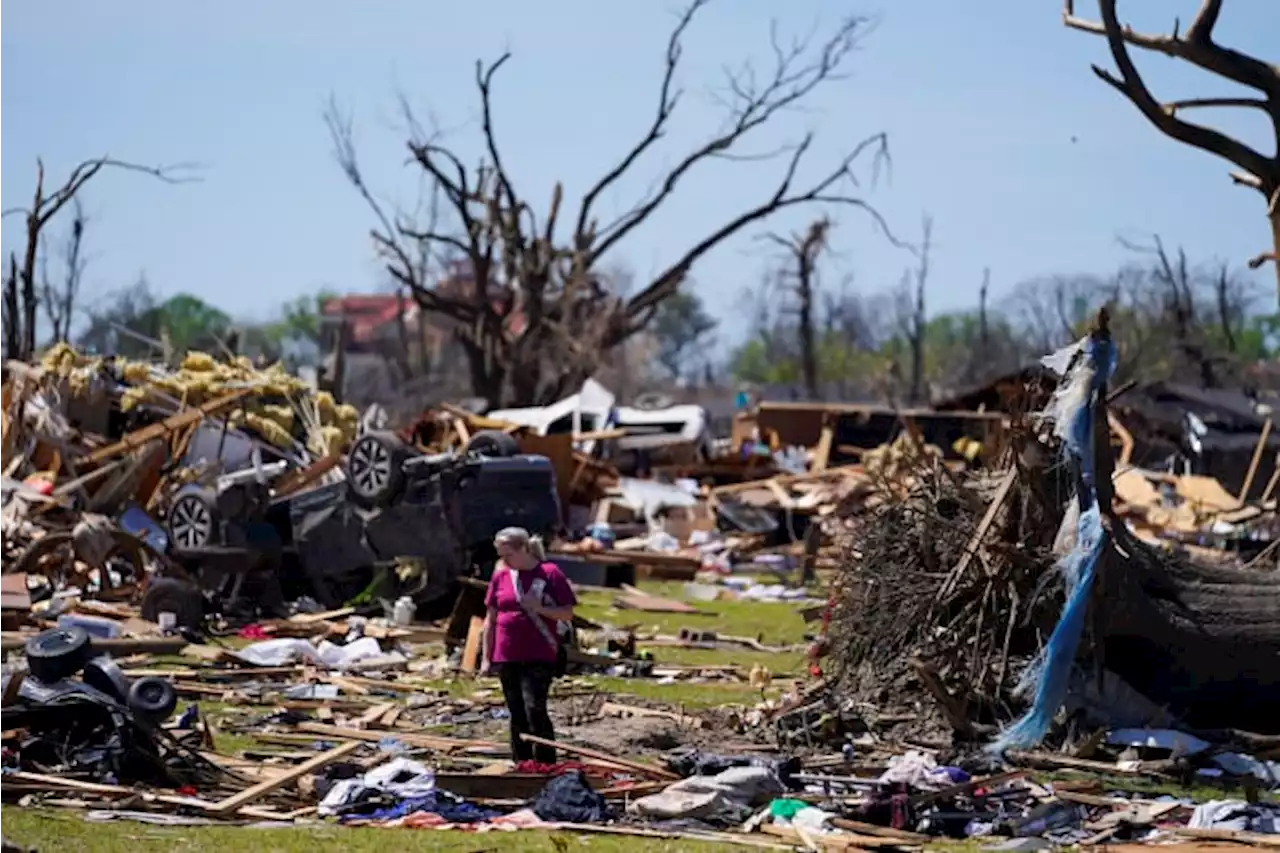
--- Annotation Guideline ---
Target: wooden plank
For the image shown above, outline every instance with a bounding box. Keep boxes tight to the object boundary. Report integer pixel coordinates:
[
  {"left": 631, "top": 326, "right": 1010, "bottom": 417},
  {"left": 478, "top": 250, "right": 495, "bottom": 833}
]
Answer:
[
  {"left": 83, "top": 387, "right": 253, "bottom": 465},
  {"left": 1238, "top": 417, "right": 1273, "bottom": 503},
  {"left": 294, "top": 721, "right": 502, "bottom": 753},
  {"left": 357, "top": 701, "right": 395, "bottom": 729},
  {"left": 461, "top": 615, "right": 485, "bottom": 673},
  {"left": 7, "top": 770, "right": 298, "bottom": 821},
  {"left": 209, "top": 740, "right": 361, "bottom": 814},
  {"left": 936, "top": 467, "right": 1017, "bottom": 601},
  {"left": 812, "top": 418, "right": 835, "bottom": 472}
]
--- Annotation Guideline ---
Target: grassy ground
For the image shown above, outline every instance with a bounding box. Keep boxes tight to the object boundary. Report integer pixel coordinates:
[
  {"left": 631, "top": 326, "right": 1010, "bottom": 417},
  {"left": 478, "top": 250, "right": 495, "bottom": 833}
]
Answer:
[
  {"left": 4, "top": 581, "right": 816, "bottom": 851},
  {"left": 0, "top": 808, "right": 739, "bottom": 853}
]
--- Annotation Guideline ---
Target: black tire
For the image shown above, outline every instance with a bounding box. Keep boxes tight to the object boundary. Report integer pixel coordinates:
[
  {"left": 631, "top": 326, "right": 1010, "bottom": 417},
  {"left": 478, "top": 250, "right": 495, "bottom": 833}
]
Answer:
[
  {"left": 25, "top": 627, "right": 93, "bottom": 683},
  {"left": 168, "top": 486, "right": 220, "bottom": 549},
  {"left": 82, "top": 655, "right": 132, "bottom": 703},
  {"left": 140, "top": 576, "right": 205, "bottom": 631},
  {"left": 464, "top": 429, "right": 520, "bottom": 458},
  {"left": 345, "top": 430, "right": 409, "bottom": 508},
  {"left": 128, "top": 676, "right": 178, "bottom": 723}
]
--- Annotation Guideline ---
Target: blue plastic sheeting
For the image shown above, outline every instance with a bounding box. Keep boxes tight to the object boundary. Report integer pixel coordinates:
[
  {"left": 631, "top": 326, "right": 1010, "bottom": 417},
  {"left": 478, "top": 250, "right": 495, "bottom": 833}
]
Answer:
[{"left": 990, "top": 333, "right": 1116, "bottom": 753}]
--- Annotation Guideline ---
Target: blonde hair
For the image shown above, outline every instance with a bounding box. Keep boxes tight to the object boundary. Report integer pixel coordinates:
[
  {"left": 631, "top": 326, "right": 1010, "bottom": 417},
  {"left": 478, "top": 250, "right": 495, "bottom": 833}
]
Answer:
[{"left": 495, "top": 526, "right": 546, "bottom": 561}]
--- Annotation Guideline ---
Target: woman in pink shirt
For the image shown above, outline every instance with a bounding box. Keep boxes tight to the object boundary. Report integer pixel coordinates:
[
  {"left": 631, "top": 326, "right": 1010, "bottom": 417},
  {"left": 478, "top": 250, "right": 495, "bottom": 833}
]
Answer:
[{"left": 480, "top": 526, "right": 577, "bottom": 764}]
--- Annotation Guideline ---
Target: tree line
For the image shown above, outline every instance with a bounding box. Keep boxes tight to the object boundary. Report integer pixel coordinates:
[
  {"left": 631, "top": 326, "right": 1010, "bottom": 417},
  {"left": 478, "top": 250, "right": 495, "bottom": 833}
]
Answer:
[{"left": 4, "top": 0, "right": 1277, "bottom": 408}]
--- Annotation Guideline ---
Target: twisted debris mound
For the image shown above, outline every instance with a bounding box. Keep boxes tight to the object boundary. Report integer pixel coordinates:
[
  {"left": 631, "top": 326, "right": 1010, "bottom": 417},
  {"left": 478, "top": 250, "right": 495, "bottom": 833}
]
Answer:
[
  {"left": 825, "top": 455, "right": 1067, "bottom": 739},
  {"left": 826, "top": 450, "right": 1280, "bottom": 741}
]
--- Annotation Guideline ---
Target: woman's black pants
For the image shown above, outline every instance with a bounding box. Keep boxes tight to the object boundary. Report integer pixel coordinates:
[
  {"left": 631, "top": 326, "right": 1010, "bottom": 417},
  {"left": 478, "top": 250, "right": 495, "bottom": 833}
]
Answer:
[{"left": 498, "top": 662, "right": 557, "bottom": 763}]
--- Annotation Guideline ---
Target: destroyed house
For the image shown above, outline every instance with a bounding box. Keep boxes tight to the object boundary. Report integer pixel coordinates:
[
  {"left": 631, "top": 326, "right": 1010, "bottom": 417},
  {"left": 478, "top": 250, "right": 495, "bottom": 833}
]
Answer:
[
  {"left": 754, "top": 400, "right": 1005, "bottom": 468},
  {"left": 1112, "top": 381, "right": 1277, "bottom": 500},
  {"left": 932, "top": 364, "right": 1059, "bottom": 415}
]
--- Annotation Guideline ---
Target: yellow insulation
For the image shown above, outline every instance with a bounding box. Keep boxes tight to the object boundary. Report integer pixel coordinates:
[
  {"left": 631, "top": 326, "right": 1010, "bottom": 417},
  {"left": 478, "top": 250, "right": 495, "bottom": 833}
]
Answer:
[{"left": 45, "top": 344, "right": 358, "bottom": 452}]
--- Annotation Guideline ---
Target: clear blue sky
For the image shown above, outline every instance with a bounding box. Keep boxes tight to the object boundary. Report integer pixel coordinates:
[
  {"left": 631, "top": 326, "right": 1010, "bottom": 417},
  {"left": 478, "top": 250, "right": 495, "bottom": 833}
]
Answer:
[{"left": 3, "top": 0, "right": 1277, "bottom": 336}]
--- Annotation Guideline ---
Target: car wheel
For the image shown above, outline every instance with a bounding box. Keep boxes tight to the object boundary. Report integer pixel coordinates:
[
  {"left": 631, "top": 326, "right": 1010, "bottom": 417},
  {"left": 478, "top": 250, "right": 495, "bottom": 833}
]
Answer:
[{"left": 345, "top": 430, "right": 409, "bottom": 507}]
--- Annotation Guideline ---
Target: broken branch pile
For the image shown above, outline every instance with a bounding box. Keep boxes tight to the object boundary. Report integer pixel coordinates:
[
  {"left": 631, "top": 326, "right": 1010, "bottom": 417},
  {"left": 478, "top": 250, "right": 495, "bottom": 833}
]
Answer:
[{"left": 825, "top": 453, "right": 1068, "bottom": 738}]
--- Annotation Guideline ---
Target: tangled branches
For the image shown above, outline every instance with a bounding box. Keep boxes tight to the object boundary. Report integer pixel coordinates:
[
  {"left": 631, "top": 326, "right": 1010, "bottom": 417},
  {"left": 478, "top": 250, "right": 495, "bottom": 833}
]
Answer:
[{"left": 826, "top": 458, "right": 1068, "bottom": 735}]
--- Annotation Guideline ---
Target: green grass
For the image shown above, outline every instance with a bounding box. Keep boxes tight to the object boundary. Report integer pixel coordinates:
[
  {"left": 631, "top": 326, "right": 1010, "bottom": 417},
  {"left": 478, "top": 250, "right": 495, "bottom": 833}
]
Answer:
[
  {"left": 581, "top": 676, "right": 773, "bottom": 709},
  {"left": 0, "top": 808, "right": 739, "bottom": 852},
  {"left": 575, "top": 582, "right": 812, "bottom": 650}
]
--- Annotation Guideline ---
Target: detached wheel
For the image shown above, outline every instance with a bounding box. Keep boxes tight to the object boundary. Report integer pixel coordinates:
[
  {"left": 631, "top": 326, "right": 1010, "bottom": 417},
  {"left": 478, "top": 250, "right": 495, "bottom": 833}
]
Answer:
[
  {"left": 25, "top": 627, "right": 93, "bottom": 683},
  {"left": 141, "top": 576, "right": 204, "bottom": 631},
  {"left": 129, "top": 676, "right": 178, "bottom": 723},
  {"left": 464, "top": 429, "right": 520, "bottom": 459},
  {"left": 168, "top": 487, "right": 219, "bottom": 549},
  {"left": 345, "top": 430, "right": 409, "bottom": 507}
]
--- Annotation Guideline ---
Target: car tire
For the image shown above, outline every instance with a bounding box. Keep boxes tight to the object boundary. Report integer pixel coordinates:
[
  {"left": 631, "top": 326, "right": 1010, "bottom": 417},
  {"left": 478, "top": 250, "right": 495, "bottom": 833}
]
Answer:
[
  {"left": 345, "top": 430, "right": 409, "bottom": 508},
  {"left": 25, "top": 627, "right": 93, "bottom": 683},
  {"left": 168, "top": 487, "right": 220, "bottom": 549},
  {"left": 128, "top": 676, "right": 178, "bottom": 723},
  {"left": 464, "top": 429, "right": 520, "bottom": 459},
  {"left": 140, "top": 576, "right": 205, "bottom": 631}
]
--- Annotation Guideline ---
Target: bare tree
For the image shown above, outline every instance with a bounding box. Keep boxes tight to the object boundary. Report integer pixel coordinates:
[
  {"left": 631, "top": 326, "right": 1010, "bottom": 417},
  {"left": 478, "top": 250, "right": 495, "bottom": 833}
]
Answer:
[
  {"left": 897, "top": 215, "right": 932, "bottom": 405},
  {"left": 1063, "top": 0, "right": 1280, "bottom": 304},
  {"left": 2, "top": 157, "right": 195, "bottom": 360},
  {"left": 973, "top": 267, "right": 992, "bottom": 383},
  {"left": 762, "top": 217, "right": 832, "bottom": 399},
  {"left": 333, "top": 1, "right": 898, "bottom": 406},
  {"left": 1121, "top": 234, "right": 1223, "bottom": 386},
  {"left": 39, "top": 198, "right": 89, "bottom": 345}
]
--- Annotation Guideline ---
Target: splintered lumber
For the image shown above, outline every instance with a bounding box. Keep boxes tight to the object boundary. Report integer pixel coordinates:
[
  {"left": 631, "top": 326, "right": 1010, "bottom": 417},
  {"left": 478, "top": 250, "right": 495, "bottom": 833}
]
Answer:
[
  {"left": 518, "top": 733, "right": 679, "bottom": 780},
  {"left": 908, "top": 770, "right": 1024, "bottom": 807},
  {"left": 461, "top": 614, "right": 485, "bottom": 672},
  {"left": 614, "top": 584, "right": 699, "bottom": 614},
  {"left": 830, "top": 819, "right": 930, "bottom": 843},
  {"left": 209, "top": 740, "right": 361, "bottom": 814},
  {"left": 936, "top": 467, "right": 1017, "bottom": 601},
  {"left": 1239, "top": 417, "right": 1274, "bottom": 503},
  {"left": 83, "top": 387, "right": 254, "bottom": 465},
  {"left": 6, "top": 770, "right": 295, "bottom": 821},
  {"left": 357, "top": 701, "right": 396, "bottom": 728},
  {"left": 295, "top": 721, "right": 501, "bottom": 752}
]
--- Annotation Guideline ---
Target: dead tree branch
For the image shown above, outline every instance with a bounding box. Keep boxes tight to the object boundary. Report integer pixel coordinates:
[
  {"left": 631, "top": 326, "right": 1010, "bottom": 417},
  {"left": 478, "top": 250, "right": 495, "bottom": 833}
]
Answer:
[
  {"left": 3, "top": 157, "right": 196, "bottom": 360},
  {"left": 1062, "top": 0, "right": 1280, "bottom": 302},
  {"left": 39, "top": 197, "right": 89, "bottom": 344},
  {"left": 761, "top": 217, "right": 833, "bottom": 400},
  {"left": 338, "top": 1, "right": 899, "bottom": 405}
]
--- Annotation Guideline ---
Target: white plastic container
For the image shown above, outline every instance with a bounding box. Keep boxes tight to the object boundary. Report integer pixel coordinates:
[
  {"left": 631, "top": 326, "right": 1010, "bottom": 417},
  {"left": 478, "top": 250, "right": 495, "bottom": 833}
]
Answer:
[{"left": 392, "top": 596, "right": 416, "bottom": 626}]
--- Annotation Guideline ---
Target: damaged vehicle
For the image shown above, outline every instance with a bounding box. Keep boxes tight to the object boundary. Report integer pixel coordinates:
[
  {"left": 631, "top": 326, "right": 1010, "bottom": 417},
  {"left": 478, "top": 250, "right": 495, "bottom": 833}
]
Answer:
[{"left": 146, "top": 420, "right": 560, "bottom": 623}]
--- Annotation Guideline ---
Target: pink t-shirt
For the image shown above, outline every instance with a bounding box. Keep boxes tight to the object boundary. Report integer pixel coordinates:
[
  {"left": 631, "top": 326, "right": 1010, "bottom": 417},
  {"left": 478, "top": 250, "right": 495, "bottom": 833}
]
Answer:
[{"left": 485, "top": 561, "right": 577, "bottom": 664}]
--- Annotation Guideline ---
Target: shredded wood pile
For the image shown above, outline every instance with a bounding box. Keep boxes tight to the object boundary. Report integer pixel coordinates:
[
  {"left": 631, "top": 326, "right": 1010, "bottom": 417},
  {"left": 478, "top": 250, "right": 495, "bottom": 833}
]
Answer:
[{"left": 824, "top": 448, "right": 1072, "bottom": 738}]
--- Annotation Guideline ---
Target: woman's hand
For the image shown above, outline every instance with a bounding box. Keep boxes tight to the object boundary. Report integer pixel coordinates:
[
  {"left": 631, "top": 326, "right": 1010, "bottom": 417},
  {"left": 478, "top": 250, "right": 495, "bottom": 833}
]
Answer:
[{"left": 520, "top": 589, "right": 545, "bottom": 615}]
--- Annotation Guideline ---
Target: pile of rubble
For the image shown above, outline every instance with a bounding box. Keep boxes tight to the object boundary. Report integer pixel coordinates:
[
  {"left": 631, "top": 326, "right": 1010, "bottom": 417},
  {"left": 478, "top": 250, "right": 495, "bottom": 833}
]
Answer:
[{"left": 2, "top": 336, "right": 1278, "bottom": 850}]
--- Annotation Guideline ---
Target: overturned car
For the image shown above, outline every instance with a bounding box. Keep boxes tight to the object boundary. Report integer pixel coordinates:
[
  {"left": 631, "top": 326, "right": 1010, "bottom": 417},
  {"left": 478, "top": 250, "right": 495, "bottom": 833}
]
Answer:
[{"left": 160, "top": 428, "right": 560, "bottom": 622}]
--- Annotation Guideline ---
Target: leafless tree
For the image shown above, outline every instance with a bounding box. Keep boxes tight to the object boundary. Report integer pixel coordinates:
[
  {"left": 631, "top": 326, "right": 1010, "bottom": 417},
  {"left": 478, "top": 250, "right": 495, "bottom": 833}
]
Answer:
[
  {"left": 38, "top": 198, "right": 89, "bottom": 345},
  {"left": 1121, "top": 234, "right": 1224, "bottom": 386},
  {"left": 761, "top": 217, "right": 832, "bottom": 400},
  {"left": 2, "top": 157, "right": 195, "bottom": 360},
  {"left": 895, "top": 214, "right": 932, "bottom": 404},
  {"left": 1063, "top": 0, "right": 1280, "bottom": 304},
  {"left": 972, "top": 267, "right": 992, "bottom": 383},
  {"left": 333, "top": 1, "right": 898, "bottom": 406}
]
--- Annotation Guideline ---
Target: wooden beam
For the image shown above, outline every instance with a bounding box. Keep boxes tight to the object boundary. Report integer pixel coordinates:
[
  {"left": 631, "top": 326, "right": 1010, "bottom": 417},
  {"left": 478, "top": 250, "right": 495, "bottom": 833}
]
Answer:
[
  {"left": 1238, "top": 418, "right": 1273, "bottom": 503},
  {"left": 209, "top": 740, "right": 360, "bottom": 814},
  {"left": 83, "top": 387, "right": 253, "bottom": 465}
]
